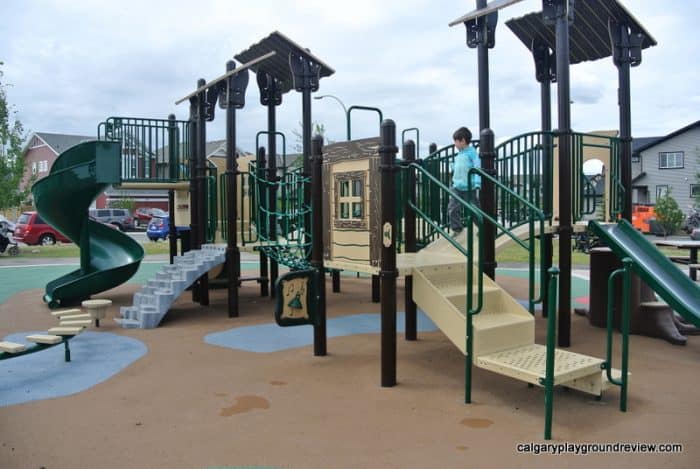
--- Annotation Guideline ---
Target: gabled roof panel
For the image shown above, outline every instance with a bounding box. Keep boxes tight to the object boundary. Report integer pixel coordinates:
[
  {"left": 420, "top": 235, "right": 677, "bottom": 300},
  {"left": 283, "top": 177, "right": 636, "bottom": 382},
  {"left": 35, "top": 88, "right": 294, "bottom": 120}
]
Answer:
[
  {"left": 506, "top": 0, "right": 656, "bottom": 65},
  {"left": 234, "top": 31, "right": 335, "bottom": 94}
]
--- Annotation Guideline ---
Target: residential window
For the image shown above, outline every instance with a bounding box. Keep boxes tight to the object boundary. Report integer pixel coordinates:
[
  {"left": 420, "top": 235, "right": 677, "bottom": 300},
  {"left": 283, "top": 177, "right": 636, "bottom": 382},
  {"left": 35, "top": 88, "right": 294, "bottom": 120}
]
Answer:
[
  {"left": 38, "top": 160, "right": 49, "bottom": 172},
  {"left": 31, "top": 162, "right": 38, "bottom": 174},
  {"left": 656, "top": 185, "right": 669, "bottom": 199},
  {"left": 658, "top": 151, "right": 684, "bottom": 169},
  {"left": 631, "top": 153, "right": 640, "bottom": 163},
  {"left": 691, "top": 184, "right": 700, "bottom": 198}
]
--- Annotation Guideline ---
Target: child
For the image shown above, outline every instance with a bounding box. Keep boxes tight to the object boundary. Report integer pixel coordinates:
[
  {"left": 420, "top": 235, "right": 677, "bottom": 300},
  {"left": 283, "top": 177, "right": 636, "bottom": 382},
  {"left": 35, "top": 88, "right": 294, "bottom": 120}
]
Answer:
[{"left": 448, "top": 126, "right": 480, "bottom": 234}]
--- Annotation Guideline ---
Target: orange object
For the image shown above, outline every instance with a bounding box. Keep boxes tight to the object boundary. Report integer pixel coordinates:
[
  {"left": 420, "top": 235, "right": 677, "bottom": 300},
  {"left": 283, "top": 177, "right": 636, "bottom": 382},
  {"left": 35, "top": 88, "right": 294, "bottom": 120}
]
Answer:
[{"left": 631, "top": 204, "right": 657, "bottom": 233}]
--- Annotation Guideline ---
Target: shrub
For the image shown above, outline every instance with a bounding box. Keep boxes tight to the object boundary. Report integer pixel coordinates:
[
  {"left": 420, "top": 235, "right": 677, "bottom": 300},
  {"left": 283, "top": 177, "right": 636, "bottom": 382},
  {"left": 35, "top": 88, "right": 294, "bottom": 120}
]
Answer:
[{"left": 655, "top": 192, "right": 684, "bottom": 236}]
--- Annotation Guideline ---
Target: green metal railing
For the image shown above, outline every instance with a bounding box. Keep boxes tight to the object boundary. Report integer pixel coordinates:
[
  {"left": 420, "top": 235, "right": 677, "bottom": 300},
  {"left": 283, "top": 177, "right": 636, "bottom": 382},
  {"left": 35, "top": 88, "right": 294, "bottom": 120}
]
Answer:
[
  {"left": 206, "top": 171, "right": 217, "bottom": 243},
  {"left": 403, "top": 162, "right": 484, "bottom": 405},
  {"left": 494, "top": 131, "right": 623, "bottom": 227},
  {"left": 571, "top": 132, "right": 622, "bottom": 220},
  {"left": 495, "top": 131, "right": 551, "bottom": 230},
  {"left": 469, "top": 167, "right": 548, "bottom": 314},
  {"left": 542, "top": 267, "right": 560, "bottom": 440},
  {"left": 347, "top": 106, "right": 383, "bottom": 140},
  {"left": 605, "top": 258, "right": 632, "bottom": 412},
  {"left": 97, "top": 116, "right": 191, "bottom": 183}
]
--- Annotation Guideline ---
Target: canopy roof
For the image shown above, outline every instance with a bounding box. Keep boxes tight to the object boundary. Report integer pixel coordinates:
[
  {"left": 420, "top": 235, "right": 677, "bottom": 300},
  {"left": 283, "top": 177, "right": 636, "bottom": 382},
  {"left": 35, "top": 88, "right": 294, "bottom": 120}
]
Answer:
[
  {"left": 506, "top": 0, "right": 656, "bottom": 65},
  {"left": 235, "top": 31, "right": 335, "bottom": 94}
]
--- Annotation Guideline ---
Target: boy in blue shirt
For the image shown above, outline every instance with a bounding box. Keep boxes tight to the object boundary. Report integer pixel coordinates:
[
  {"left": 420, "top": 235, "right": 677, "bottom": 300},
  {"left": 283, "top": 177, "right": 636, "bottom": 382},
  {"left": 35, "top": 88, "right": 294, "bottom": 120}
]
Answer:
[{"left": 449, "top": 126, "right": 480, "bottom": 234}]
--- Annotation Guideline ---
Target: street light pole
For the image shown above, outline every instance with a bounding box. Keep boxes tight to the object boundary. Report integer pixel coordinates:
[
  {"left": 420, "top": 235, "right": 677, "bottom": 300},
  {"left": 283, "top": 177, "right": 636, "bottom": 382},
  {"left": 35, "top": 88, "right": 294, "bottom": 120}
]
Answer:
[{"left": 314, "top": 94, "right": 348, "bottom": 140}]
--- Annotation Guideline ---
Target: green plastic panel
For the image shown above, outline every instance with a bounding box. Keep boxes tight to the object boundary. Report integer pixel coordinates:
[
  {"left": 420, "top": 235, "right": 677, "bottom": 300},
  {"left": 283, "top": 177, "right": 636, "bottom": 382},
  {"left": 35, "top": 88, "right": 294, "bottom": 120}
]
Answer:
[{"left": 589, "top": 220, "right": 700, "bottom": 328}]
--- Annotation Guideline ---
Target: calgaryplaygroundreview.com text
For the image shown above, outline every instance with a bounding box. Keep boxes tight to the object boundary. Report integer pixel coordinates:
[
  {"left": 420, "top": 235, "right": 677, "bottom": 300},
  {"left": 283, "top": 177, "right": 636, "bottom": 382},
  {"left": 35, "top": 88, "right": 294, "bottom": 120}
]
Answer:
[{"left": 516, "top": 441, "right": 684, "bottom": 456}]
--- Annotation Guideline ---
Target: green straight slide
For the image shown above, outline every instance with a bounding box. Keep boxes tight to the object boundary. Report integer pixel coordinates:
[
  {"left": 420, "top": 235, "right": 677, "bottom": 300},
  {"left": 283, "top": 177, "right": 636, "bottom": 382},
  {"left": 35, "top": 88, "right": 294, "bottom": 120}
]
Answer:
[
  {"left": 31, "top": 141, "right": 144, "bottom": 308},
  {"left": 589, "top": 219, "right": 700, "bottom": 328}
]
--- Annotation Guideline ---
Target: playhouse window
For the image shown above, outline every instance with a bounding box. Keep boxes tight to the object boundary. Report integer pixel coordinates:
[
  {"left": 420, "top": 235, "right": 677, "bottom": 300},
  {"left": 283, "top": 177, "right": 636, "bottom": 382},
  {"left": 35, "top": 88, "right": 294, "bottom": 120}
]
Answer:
[
  {"left": 334, "top": 172, "right": 366, "bottom": 230},
  {"left": 338, "top": 179, "right": 363, "bottom": 220}
]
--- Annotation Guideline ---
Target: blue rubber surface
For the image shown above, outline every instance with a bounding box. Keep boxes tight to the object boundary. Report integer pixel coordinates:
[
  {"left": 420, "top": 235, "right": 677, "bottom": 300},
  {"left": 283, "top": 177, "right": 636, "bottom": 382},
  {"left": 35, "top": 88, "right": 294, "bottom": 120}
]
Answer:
[
  {"left": 0, "top": 331, "right": 147, "bottom": 407},
  {"left": 205, "top": 311, "right": 438, "bottom": 353}
]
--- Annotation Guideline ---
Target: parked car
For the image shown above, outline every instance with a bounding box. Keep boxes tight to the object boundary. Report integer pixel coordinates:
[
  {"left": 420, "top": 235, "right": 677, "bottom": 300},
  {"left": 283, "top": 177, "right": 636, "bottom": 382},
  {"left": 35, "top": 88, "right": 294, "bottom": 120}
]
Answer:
[
  {"left": 134, "top": 207, "right": 168, "bottom": 228},
  {"left": 691, "top": 228, "right": 700, "bottom": 241},
  {"left": 88, "top": 208, "right": 135, "bottom": 231},
  {"left": 14, "top": 211, "right": 71, "bottom": 246},
  {"left": 146, "top": 215, "right": 186, "bottom": 241},
  {"left": 0, "top": 215, "right": 16, "bottom": 233}
]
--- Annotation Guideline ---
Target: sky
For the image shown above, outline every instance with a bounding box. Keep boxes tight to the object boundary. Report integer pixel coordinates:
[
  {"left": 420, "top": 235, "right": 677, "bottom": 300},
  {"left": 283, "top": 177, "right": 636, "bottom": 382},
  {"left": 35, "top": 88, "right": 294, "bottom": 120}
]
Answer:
[{"left": 1, "top": 0, "right": 699, "bottom": 161}]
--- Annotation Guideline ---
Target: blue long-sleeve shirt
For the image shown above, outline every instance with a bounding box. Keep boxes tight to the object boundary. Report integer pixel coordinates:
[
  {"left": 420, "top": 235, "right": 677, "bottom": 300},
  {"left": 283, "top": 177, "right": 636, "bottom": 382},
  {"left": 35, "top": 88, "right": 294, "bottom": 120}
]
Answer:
[{"left": 452, "top": 145, "right": 480, "bottom": 191}]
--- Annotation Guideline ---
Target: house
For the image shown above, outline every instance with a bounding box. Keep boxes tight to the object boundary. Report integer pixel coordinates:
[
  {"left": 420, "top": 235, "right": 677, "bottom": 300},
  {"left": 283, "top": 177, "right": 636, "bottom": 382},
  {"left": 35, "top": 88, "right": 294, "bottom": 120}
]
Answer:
[
  {"left": 21, "top": 132, "right": 93, "bottom": 191},
  {"left": 631, "top": 120, "right": 700, "bottom": 212},
  {"left": 22, "top": 133, "right": 260, "bottom": 212}
]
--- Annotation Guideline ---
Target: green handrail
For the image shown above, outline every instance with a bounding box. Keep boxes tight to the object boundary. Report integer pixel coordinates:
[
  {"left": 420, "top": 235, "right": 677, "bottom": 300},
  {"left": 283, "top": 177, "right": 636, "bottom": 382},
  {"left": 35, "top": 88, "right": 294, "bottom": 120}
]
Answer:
[
  {"left": 255, "top": 131, "right": 287, "bottom": 164},
  {"left": 401, "top": 127, "right": 420, "bottom": 159},
  {"left": 605, "top": 257, "right": 632, "bottom": 412},
  {"left": 347, "top": 106, "right": 383, "bottom": 140},
  {"left": 469, "top": 167, "right": 547, "bottom": 314},
  {"left": 405, "top": 162, "right": 484, "bottom": 404},
  {"left": 206, "top": 172, "right": 217, "bottom": 243},
  {"left": 542, "top": 266, "right": 560, "bottom": 440},
  {"left": 219, "top": 172, "right": 226, "bottom": 241}
]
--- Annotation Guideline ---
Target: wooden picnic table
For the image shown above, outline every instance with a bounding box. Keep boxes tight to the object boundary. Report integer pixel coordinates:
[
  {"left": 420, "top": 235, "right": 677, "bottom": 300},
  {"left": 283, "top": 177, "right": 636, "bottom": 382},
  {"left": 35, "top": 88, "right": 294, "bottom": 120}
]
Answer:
[{"left": 653, "top": 239, "right": 700, "bottom": 281}]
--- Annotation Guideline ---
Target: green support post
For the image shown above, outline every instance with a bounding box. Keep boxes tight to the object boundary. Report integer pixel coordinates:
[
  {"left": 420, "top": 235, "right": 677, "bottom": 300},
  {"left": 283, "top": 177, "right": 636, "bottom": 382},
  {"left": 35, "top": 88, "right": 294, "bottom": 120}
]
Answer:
[{"left": 543, "top": 267, "right": 560, "bottom": 440}]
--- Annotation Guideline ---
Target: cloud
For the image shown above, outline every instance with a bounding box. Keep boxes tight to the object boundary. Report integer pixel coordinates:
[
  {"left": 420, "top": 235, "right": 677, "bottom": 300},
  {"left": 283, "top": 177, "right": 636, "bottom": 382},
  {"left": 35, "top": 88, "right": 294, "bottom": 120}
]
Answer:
[{"left": 0, "top": 0, "right": 697, "bottom": 152}]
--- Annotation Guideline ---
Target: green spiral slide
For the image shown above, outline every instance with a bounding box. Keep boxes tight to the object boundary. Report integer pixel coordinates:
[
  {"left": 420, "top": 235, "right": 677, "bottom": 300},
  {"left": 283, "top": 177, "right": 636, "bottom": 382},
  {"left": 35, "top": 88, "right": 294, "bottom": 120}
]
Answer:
[{"left": 31, "top": 141, "right": 144, "bottom": 308}]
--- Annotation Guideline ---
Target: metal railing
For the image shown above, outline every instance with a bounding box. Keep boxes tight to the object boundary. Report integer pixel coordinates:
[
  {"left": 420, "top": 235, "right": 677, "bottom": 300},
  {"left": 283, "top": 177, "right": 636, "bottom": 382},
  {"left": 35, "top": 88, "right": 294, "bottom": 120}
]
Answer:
[{"left": 97, "top": 116, "right": 191, "bottom": 183}]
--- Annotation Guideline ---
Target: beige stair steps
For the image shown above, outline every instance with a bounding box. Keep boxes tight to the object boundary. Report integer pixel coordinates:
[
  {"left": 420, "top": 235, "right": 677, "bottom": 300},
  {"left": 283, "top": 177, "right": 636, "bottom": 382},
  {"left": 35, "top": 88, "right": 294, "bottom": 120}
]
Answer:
[
  {"left": 50, "top": 308, "right": 82, "bottom": 318},
  {"left": 55, "top": 313, "right": 91, "bottom": 321},
  {"left": 25, "top": 334, "right": 63, "bottom": 345},
  {"left": 0, "top": 341, "right": 27, "bottom": 353},
  {"left": 47, "top": 326, "right": 85, "bottom": 336},
  {"left": 476, "top": 344, "right": 604, "bottom": 388},
  {"left": 59, "top": 319, "right": 93, "bottom": 327},
  {"left": 412, "top": 259, "right": 617, "bottom": 398}
]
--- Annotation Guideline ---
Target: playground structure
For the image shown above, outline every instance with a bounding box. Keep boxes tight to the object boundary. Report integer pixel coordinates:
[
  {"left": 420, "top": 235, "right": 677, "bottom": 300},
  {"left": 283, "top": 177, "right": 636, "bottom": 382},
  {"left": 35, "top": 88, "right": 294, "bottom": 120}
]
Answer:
[{"left": 28, "top": 1, "right": 700, "bottom": 440}]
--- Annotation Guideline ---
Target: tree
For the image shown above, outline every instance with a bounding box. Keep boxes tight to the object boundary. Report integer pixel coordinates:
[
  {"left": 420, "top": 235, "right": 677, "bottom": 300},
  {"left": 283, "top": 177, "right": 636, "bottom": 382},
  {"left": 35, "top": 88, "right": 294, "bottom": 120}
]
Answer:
[
  {"left": 0, "top": 62, "right": 31, "bottom": 211},
  {"left": 655, "top": 190, "right": 684, "bottom": 237},
  {"left": 291, "top": 121, "right": 327, "bottom": 154},
  {"left": 109, "top": 197, "right": 136, "bottom": 211}
]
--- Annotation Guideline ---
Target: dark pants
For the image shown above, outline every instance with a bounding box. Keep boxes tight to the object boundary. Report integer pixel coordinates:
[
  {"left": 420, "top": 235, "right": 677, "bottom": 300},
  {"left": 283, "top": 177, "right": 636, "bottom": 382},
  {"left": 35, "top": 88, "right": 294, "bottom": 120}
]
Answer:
[{"left": 449, "top": 188, "right": 479, "bottom": 232}]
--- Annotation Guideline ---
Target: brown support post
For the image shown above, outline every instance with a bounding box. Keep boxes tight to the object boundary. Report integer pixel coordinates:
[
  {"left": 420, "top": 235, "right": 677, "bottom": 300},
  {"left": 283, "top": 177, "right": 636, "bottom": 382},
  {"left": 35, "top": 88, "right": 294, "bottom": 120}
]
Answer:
[
  {"left": 371, "top": 275, "right": 380, "bottom": 303},
  {"left": 403, "top": 139, "right": 417, "bottom": 341},
  {"left": 167, "top": 114, "right": 178, "bottom": 266},
  {"left": 311, "top": 135, "right": 327, "bottom": 356},
  {"left": 380, "top": 119, "right": 398, "bottom": 387},
  {"left": 188, "top": 83, "right": 201, "bottom": 303},
  {"left": 331, "top": 271, "right": 340, "bottom": 293},
  {"left": 196, "top": 78, "right": 209, "bottom": 306},
  {"left": 223, "top": 59, "right": 248, "bottom": 317},
  {"left": 257, "top": 146, "right": 270, "bottom": 297},
  {"left": 547, "top": 0, "right": 573, "bottom": 346}
]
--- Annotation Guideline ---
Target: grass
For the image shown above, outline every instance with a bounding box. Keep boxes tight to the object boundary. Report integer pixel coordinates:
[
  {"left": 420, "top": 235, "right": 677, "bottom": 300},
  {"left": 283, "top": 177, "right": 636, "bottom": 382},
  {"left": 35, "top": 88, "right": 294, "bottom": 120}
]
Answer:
[
  {"left": 495, "top": 237, "right": 681, "bottom": 265},
  {"left": 11, "top": 239, "right": 175, "bottom": 259}
]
